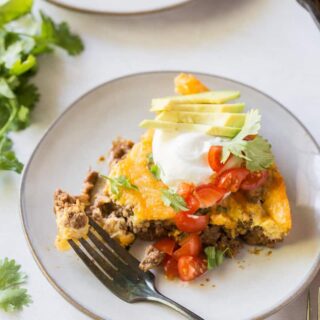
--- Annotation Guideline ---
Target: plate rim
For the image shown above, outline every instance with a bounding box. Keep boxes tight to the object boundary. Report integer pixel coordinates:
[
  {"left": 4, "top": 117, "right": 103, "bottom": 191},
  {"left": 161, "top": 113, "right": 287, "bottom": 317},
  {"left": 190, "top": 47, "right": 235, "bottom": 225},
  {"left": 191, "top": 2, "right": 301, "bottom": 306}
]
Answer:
[
  {"left": 45, "top": 0, "right": 193, "bottom": 16},
  {"left": 20, "top": 70, "right": 320, "bottom": 320}
]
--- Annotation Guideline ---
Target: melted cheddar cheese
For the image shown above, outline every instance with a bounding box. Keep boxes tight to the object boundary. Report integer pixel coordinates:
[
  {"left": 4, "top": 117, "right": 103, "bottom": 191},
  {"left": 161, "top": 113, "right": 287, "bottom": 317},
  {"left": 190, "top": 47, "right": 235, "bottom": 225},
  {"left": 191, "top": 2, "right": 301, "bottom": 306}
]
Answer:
[
  {"left": 210, "top": 167, "right": 291, "bottom": 240},
  {"left": 108, "top": 129, "right": 176, "bottom": 222},
  {"left": 108, "top": 130, "right": 291, "bottom": 240}
]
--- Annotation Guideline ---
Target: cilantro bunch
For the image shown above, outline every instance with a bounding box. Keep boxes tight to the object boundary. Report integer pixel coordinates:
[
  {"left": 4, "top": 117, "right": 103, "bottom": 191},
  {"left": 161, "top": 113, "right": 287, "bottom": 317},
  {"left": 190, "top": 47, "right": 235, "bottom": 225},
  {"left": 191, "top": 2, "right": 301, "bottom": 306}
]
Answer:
[
  {"left": 0, "top": 258, "right": 31, "bottom": 312},
  {"left": 0, "top": 0, "right": 84, "bottom": 173}
]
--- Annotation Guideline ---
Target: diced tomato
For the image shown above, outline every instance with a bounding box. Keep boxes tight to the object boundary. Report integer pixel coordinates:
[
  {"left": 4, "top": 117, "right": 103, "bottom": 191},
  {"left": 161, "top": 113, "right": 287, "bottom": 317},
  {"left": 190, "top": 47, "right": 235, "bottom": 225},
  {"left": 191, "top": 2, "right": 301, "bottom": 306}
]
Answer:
[
  {"left": 177, "top": 256, "right": 207, "bottom": 281},
  {"left": 173, "top": 234, "right": 202, "bottom": 259},
  {"left": 163, "top": 256, "right": 179, "bottom": 279},
  {"left": 208, "top": 146, "right": 223, "bottom": 172},
  {"left": 177, "top": 182, "right": 195, "bottom": 198},
  {"left": 244, "top": 135, "right": 257, "bottom": 141},
  {"left": 184, "top": 194, "right": 200, "bottom": 215},
  {"left": 241, "top": 170, "right": 269, "bottom": 191},
  {"left": 218, "top": 155, "right": 243, "bottom": 174},
  {"left": 194, "top": 185, "right": 225, "bottom": 208},
  {"left": 153, "top": 238, "right": 176, "bottom": 256},
  {"left": 215, "top": 168, "right": 249, "bottom": 193},
  {"left": 175, "top": 212, "right": 209, "bottom": 233}
]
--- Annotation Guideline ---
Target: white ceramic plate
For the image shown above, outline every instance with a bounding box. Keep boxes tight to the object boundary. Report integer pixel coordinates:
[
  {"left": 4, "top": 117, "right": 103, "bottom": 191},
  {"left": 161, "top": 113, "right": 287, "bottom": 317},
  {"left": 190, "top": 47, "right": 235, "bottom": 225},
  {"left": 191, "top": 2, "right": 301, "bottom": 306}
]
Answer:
[
  {"left": 46, "top": 0, "right": 191, "bottom": 15},
  {"left": 21, "top": 71, "right": 320, "bottom": 320}
]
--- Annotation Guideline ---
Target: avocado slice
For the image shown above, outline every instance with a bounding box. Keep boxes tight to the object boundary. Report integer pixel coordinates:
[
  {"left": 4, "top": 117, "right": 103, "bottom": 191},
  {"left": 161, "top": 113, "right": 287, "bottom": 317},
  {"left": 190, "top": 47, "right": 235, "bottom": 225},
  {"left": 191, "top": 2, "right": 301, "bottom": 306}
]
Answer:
[
  {"left": 156, "top": 111, "right": 246, "bottom": 128},
  {"left": 139, "top": 120, "right": 240, "bottom": 138},
  {"left": 151, "top": 91, "right": 240, "bottom": 110},
  {"left": 150, "top": 102, "right": 245, "bottom": 113}
]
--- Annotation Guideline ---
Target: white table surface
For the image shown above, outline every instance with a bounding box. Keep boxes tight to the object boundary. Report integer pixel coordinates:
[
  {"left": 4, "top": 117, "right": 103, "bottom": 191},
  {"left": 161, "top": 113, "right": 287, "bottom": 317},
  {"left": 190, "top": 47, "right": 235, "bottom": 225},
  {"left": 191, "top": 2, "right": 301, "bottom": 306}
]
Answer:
[{"left": 1, "top": 0, "right": 320, "bottom": 319}]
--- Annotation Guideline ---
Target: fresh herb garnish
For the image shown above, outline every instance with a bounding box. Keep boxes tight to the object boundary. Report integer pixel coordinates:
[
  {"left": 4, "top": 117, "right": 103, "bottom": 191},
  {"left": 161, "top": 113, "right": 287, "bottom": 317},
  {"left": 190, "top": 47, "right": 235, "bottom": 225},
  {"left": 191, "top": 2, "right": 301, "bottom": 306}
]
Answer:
[
  {"left": 161, "top": 189, "right": 188, "bottom": 212},
  {"left": 204, "top": 246, "right": 225, "bottom": 270},
  {"left": 0, "top": 258, "right": 31, "bottom": 312},
  {"left": 147, "top": 153, "right": 161, "bottom": 180},
  {"left": 101, "top": 175, "right": 139, "bottom": 197},
  {"left": 0, "top": 0, "right": 84, "bottom": 173},
  {"left": 221, "top": 109, "right": 273, "bottom": 171}
]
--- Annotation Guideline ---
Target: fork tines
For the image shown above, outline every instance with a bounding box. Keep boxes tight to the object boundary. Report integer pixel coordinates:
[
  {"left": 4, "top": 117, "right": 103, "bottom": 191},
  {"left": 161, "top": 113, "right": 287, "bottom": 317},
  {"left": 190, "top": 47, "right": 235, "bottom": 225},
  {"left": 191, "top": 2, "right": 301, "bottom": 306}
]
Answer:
[{"left": 68, "top": 218, "right": 154, "bottom": 301}]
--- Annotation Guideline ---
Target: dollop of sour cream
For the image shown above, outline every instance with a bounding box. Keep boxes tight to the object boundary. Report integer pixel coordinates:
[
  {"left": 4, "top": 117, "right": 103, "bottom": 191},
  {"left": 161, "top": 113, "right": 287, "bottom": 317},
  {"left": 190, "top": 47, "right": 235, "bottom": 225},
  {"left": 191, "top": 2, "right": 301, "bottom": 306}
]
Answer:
[{"left": 152, "top": 130, "right": 229, "bottom": 189}]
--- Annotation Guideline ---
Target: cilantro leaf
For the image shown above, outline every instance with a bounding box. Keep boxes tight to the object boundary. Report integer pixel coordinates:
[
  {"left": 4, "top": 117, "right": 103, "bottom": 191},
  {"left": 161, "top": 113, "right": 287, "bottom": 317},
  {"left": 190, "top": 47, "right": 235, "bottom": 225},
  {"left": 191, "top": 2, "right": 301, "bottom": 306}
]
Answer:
[
  {"left": 147, "top": 153, "right": 161, "bottom": 180},
  {"left": 0, "top": 78, "right": 15, "bottom": 98},
  {"left": 33, "top": 12, "right": 84, "bottom": 56},
  {"left": 204, "top": 246, "right": 225, "bottom": 270},
  {"left": 221, "top": 109, "right": 273, "bottom": 171},
  {"left": 161, "top": 189, "right": 188, "bottom": 212},
  {"left": 15, "top": 81, "right": 39, "bottom": 111},
  {"left": 102, "top": 175, "right": 139, "bottom": 197},
  {"left": 221, "top": 109, "right": 261, "bottom": 163},
  {"left": 0, "top": 288, "right": 31, "bottom": 312},
  {"left": 245, "top": 136, "right": 274, "bottom": 171},
  {"left": 0, "top": 0, "right": 33, "bottom": 27},
  {"left": 0, "top": 137, "right": 23, "bottom": 173},
  {"left": 0, "top": 258, "right": 31, "bottom": 312}
]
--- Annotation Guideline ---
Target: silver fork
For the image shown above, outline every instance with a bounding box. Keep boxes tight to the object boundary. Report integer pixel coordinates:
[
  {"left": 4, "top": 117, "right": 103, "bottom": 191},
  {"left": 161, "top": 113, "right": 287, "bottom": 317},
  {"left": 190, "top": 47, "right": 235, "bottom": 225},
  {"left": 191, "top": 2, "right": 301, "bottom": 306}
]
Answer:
[
  {"left": 69, "top": 218, "right": 204, "bottom": 320},
  {"left": 306, "top": 288, "right": 320, "bottom": 320}
]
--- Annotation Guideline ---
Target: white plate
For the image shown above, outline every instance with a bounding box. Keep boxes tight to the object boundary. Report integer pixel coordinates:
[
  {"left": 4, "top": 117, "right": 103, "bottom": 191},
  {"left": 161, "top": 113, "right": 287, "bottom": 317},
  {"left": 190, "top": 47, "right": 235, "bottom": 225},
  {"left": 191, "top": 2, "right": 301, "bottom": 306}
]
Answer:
[
  {"left": 46, "top": 0, "right": 191, "bottom": 15},
  {"left": 21, "top": 71, "right": 320, "bottom": 320}
]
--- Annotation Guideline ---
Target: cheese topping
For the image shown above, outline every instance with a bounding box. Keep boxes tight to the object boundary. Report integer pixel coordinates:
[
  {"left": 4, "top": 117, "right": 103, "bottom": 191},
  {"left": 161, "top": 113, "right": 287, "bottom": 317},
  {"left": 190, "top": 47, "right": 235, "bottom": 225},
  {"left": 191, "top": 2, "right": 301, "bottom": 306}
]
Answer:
[{"left": 109, "top": 129, "right": 176, "bottom": 222}]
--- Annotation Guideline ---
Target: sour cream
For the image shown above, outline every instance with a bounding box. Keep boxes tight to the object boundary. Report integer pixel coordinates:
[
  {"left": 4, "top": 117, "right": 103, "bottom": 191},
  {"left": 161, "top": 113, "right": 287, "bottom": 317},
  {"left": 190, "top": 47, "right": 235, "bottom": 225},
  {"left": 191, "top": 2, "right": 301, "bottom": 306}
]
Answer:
[{"left": 152, "top": 130, "right": 229, "bottom": 189}]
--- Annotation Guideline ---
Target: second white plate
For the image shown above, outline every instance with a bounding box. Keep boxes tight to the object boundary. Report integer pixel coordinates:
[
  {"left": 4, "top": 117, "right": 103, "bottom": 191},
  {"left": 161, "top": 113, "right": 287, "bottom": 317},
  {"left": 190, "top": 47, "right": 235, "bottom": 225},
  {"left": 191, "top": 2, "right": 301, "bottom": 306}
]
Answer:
[{"left": 46, "top": 0, "right": 192, "bottom": 15}]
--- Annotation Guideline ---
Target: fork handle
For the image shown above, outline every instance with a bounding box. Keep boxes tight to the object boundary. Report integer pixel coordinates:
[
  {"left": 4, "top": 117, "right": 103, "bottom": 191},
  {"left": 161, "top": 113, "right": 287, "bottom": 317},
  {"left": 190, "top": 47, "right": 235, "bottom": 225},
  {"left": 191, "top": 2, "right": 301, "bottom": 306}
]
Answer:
[{"left": 148, "top": 292, "right": 205, "bottom": 320}]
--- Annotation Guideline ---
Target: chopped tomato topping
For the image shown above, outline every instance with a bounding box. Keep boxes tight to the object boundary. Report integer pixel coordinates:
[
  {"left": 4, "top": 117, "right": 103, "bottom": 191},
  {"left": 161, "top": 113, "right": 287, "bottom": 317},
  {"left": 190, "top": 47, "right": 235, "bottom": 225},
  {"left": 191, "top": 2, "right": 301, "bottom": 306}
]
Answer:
[
  {"left": 241, "top": 170, "right": 269, "bottom": 191},
  {"left": 208, "top": 146, "right": 223, "bottom": 172},
  {"left": 173, "top": 234, "right": 202, "bottom": 259},
  {"left": 194, "top": 184, "right": 225, "bottom": 208},
  {"left": 184, "top": 194, "right": 200, "bottom": 215},
  {"left": 177, "top": 182, "right": 195, "bottom": 198},
  {"left": 244, "top": 134, "right": 257, "bottom": 141},
  {"left": 153, "top": 238, "right": 176, "bottom": 256},
  {"left": 177, "top": 256, "right": 207, "bottom": 281},
  {"left": 218, "top": 155, "right": 243, "bottom": 174},
  {"left": 163, "top": 256, "right": 179, "bottom": 279},
  {"left": 174, "top": 212, "right": 209, "bottom": 233},
  {"left": 215, "top": 168, "right": 249, "bottom": 193}
]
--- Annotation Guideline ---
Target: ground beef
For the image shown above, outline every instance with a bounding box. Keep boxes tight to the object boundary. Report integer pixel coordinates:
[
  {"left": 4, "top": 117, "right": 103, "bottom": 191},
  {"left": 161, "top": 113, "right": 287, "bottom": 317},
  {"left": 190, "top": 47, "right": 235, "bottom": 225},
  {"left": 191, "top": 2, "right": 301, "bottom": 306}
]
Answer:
[
  {"left": 54, "top": 190, "right": 88, "bottom": 229},
  {"left": 242, "top": 226, "right": 279, "bottom": 247},
  {"left": 139, "top": 245, "right": 165, "bottom": 272},
  {"left": 201, "top": 225, "right": 221, "bottom": 246},
  {"left": 80, "top": 171, "right": 98, "bottom": 203},
  {"left": 243, "top": 187, "right": 266, "bottom": 203},
  {"left": 200, "top": 225, "right": 242, "bottom": 257},
  {"left": 110, "top": 138, "right": 134, "bottom": 165},
  {"left": 131, "top": 220, "right": 175, "bottom": 241}
]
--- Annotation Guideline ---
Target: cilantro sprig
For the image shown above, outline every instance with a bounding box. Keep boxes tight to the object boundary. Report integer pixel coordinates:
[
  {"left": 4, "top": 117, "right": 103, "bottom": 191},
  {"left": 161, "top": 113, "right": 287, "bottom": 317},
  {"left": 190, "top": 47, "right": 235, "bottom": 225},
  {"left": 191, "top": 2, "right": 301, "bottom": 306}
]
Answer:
[
  {"left": 204, "top": 246, "right": 225, "bottom": 270},
  {"left": 147, "top": 153, "right": 161, "bottom": 180},
  {"left": 0, "top": 258, "right": 31, "bottom": 312},
  {"left": 221, "top": 109, "right": 274, "bottom": 171},
  {"left": 161, "top": 189, "right": 189, "bottom": 212},
  {"left": 0, "top": 0, "right": 84, "bottom": 173},
  {"left": 101, "top": 175, "right": 139, "bottom": 198}
]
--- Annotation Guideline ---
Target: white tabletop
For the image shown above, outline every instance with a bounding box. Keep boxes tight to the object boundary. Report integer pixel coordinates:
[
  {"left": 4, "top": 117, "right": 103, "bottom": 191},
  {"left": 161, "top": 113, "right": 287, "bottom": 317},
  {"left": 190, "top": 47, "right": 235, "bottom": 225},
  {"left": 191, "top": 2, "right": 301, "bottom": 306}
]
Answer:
[{"left": 1, "top": 0, "right": 320, "bottom": 319}]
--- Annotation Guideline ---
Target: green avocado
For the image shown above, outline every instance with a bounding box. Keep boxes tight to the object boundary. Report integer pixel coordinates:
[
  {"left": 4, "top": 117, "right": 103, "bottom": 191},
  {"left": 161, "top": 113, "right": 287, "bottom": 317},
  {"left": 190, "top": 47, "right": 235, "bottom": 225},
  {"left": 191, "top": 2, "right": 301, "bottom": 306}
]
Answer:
[
  {"left": 150, "top": 102, "right": 245, "bottom": 113},
  {"left": 139, "top": 120, "right": 240, "bottom": 138},
  {"left": 151, "top": 91, "right": 240, "bottom": 111},
  {"left": 156, "top": 111, "right": 246, "bottom": 128}
]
